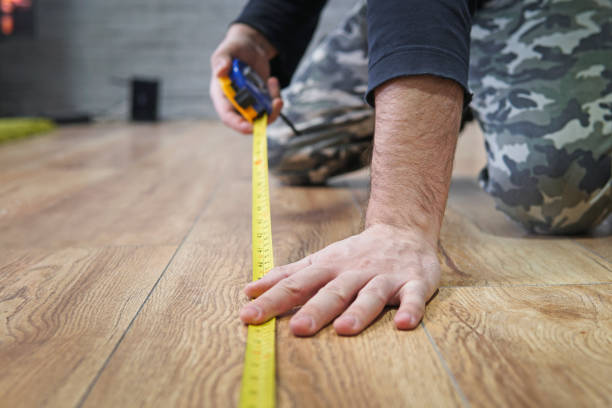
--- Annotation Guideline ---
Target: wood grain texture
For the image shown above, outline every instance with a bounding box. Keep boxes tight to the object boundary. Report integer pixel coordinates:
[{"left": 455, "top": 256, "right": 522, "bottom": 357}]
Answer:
[
  {"left": 424, "top": 285, "right": 612, "bottom": 407},
  {"left": 275, "top": 310, "right": 463, "bottom": 407},
  {"left": 439, "top": 208, "right": 612, "bottom": 286},
  {"left": 0, "top": 245, "right": 176, "bottom": 408},
  {"left": 452, "top": 121, "right": 488, "bottom": 179},
  {"left": 576, "top": 235, "right": 612, "bottom": 264},
  {"left": 0, "top": 122, "right": 233, "bottom": 248},
  {"left": 82, "top": 174, "right": 462, "bottom": 407},
  {"left": 1, "top": 120, "right": 610, "bottom": 408}
]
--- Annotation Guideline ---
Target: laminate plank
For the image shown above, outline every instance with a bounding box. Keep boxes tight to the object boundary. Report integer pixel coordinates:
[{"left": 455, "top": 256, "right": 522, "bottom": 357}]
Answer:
[
  {"left": 446, "top": 178, "right": 527, "bottom": 238},
  {"left": 0, "top": 245, "right": 176, "bottom": 408},
  {"left": 446, "top": 122, "right": 612, "bottom": 281},
  {"left": 0, "top": 121, "right": 235, "bottom": 248},
  {"left": 0, "top": 168, "right": 115, "bottom": 222},
  {"left": 442, "top": 179, "right": 612, "bottom": 286},
  {"left": 577, "top": 237, "right": 612, "bottom": 263},
  {"left": 439, "top": 208, "right": 612, "bottom": 286},
  {"left": 0, "top": 124, "right": 123, "bottom": 171},
  {"left": 275, "top": 310, "right": 463, "bottom": 407},
  {"left": 423, "top": 285, "right": 612, "bottom": 407},
  {"left": 83, "top": 172, "right": 462, "bottom": 406},
  {"left": 452, "top": 121, "right": 488, "bottom": 179},
  {"left": 575, "top": 213, "right": 612, "bottom": 263}
]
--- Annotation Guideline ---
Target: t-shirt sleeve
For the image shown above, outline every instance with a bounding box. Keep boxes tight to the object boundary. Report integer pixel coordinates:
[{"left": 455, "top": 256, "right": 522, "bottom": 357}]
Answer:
[
  {"left": 366, "top": 0, "right": 475, "bottom": 106},
  {"left": 234, "top": 0, "right": 328, "bottom": 88}
]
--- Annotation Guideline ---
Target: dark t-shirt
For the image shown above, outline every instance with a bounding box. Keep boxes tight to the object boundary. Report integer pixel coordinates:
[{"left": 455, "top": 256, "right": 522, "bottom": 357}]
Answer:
[{"left": 235, "top": 1, "right": 482, "bottom": 106}]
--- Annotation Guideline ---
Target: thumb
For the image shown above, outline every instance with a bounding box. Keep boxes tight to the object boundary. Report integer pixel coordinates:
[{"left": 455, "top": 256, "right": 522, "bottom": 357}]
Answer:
[{"left": 212, "top": 54, "right": 231, "bottom": 77}]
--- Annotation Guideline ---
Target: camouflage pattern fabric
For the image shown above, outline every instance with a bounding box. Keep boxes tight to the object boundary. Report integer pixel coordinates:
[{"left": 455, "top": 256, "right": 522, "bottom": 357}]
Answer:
[
  {"left": 267, "top": 1, "right": 373, "bottom": 185},
  {"left": 470, "top": 0, "right": 612, "bottom": 234},
  {"left": 269, "top": 0, "right": 612, "bottom": 234}
]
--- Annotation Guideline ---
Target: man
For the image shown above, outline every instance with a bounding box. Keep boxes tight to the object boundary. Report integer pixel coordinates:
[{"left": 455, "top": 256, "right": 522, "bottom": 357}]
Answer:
[{"left": 210, "top": 0, "right": 612, "bottom": 336}]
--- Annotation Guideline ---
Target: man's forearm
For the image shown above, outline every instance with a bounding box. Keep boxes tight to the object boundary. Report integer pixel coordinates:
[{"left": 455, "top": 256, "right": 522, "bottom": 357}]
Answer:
[{"left": 366, "top": 75, "right": 463, "bottom": 245}]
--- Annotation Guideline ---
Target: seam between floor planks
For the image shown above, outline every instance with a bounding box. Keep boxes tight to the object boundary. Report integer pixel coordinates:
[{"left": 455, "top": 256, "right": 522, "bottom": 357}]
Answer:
[
  {"left": 74, "top": 181, "right": 224, "bottom": 408},
  {"left": 573, "top": 240, "right": 612, "bottom": 266},
  {"left": 421, "top": 320, "right": 471, "bottom": 408},
  {"left": 344, "top": 185, "right": 474, "bottom": 408}
]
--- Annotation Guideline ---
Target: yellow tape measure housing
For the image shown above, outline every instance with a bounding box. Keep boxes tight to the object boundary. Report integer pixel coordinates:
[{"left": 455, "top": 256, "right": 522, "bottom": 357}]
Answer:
[
  {"left": 239, "top": 114, "right": 276, "bottom": 408},
  {"left": 219, "top": 77, "right": 260, "bottom": 123}
]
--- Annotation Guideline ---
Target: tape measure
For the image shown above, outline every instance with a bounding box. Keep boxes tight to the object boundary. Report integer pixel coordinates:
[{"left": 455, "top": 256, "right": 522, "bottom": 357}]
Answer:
[
  {"left": 218, "top": 60, "right": 277, "bottom": 407},
  {"left": 239, "top": 114, "right": 276, "bottom": 408}
]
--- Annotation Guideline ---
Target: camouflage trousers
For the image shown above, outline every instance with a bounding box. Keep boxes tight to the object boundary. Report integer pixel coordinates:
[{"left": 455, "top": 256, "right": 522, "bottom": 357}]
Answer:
[{"left": 268, "top": 0, "right": 612, "bottom": 234}]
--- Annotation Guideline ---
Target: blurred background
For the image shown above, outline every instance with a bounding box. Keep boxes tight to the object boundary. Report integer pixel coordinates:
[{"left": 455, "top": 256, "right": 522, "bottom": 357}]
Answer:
[{"left": 0, "top": 0, "right": 356, "bottom": 121}]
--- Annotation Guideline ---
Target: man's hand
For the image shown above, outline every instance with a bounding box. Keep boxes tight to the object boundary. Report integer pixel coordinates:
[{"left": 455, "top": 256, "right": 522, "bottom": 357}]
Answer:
[
  {"left": 241, "top": 75, "right": 463, "bottom": 336},
  {"left": 209, "top": 23, "right": 283, "bottom": 134},
  {"left": 241, "top": 224, "right": 440, "bottom": 336}
]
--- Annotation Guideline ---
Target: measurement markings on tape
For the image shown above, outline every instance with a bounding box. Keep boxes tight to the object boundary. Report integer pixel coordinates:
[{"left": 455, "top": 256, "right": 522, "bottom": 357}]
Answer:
[{"left": 239, "top": 114, "right": 276, "bottom": 408}]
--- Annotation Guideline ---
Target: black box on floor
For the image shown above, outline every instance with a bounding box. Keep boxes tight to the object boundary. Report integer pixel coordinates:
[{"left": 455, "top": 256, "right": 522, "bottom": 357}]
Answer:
[{"left": 131, "top": 78, "right": 160, "bottom": 122}]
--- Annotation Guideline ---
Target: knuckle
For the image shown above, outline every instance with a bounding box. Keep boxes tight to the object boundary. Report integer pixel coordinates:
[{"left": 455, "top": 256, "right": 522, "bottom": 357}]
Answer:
[
  {"left": 402, "top": 301, "right": 425, "bottom": 316},
  {"left": 361, "top": 287, "right": 387, "bottom": 305},
  {"left": 404, "top": 280, "right": 429, "bottom": 298},
  {"left": 320, "top": 283, "right": 351, "bottom": 305},
  {"left": 302, "top": 255, "right": 314, "bottom": 268},
  {"left": 302, "top": 301, "right": 324, "bottom": 319},
  {"left": 348, "top": 303, "right": 369, "bottom": 319},
  {"left": 254, "top": 294, "right": 275, "bottom": 312},
  {"left": 269, "top": 266, "right": 290, "bottom": 280},
  {"left": 210, "top": 50, "right": 224, "bottom": 66},
  {"left": 278, "top": 277, "right": 304, "bottom": 300},
  {"left": 360, "top": 278, "right": 391, "bottom": 305},
  {"left": 221, "top": 116, "right": 235, "bottom": 128}
]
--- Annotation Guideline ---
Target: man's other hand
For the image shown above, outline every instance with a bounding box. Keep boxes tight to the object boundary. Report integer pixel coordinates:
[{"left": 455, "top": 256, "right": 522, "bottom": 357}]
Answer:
[{"left": 209, "top": 23, "right": 283, "bottom": 134}]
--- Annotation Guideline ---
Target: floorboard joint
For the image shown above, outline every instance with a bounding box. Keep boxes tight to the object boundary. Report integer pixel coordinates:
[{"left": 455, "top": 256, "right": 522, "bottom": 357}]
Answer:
[
  {"left": 572, "top": 240, "right": 612, "bottom": 269},
  {"left": 421, "top": 321, "right": 471, "bottom": 408},
  {"left": 74, "top": 181, "right": 223, "bottom": 408}
]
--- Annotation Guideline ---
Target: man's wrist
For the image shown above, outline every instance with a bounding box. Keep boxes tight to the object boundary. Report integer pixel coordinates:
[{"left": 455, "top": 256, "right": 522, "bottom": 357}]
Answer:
[
  {"left": 229, "top": 23, "right": 278, "bottom": 60},
  {"left": 365, "top": 75, "right": 463, "bottom": 245}
]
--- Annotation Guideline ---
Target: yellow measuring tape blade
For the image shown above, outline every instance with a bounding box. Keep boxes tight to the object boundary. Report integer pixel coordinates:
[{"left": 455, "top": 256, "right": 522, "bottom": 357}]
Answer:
[{"left": 240, "top": 114, "right": 276, "bottom": 408}]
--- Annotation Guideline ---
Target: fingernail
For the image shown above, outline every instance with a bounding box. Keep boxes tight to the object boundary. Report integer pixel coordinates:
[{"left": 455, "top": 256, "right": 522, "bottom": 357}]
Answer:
[
  {"left": 341, "top": 315, "right": 358, "bottom": 330},
  {"left": 395, "top": 312, "right": 410, "bottom": 324},
  {"left": 409, "top": 315, "right": 419, "bottom": 327},
  {"left": 240, "top": 305, "right": 262, "bottom": 322},
  {"left": 293, "top": 316, "right": 315, "bottom": 332},
  {"left": 214, "top": 59, "right": 226, "bottom": 73}
]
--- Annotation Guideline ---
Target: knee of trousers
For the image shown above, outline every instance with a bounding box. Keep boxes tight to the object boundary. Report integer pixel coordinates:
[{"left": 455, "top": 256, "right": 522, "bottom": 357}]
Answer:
[
  {"left": 481, "top": 149, "right": 612, "bottom": 235},
  {"left": 266, "top": 117, "right": 374, "bottom": 186},
  {"left": 268, "top": 136, "right": 372, "bottom": 186}
]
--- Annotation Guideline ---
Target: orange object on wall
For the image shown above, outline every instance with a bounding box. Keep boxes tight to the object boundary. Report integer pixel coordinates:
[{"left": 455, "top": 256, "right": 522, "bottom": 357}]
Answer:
[{"left": 1, "top": 14, "right": 12, "bottom": 35}]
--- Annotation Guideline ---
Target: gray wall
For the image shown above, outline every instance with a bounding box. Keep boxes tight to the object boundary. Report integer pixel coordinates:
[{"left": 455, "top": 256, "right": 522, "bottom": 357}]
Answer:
[{"left": 0, "top": 0, "right": 355, "bottom": 119}]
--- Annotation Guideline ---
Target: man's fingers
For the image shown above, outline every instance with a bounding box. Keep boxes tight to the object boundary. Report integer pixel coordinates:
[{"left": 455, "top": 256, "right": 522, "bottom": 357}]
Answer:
[
  {"left": 394, "top": 280, "right": 429, "bottom": 330},
  {"left": 267, "top": 77, "right": 280, "bottom": 99},
  {"left": 240, "top": 266, "right": 334, "bottom": 325},
  {"left": 266, "top": 77, "right": 283, "bottom": 124},
  {"left": 333, "top": 275, "right": 402, "bottom": 336},
  {"left": 289, "top": 270, "right": 373, "bottom": 336},
  {"left": 244, "top": 256, "right": 312, "bottom": 298},
  {"left": 269, "top": 98, "right": 283, "bottom": 124},
  {"left": 211, "top": 52, "right": 231, "bottom": 78}
]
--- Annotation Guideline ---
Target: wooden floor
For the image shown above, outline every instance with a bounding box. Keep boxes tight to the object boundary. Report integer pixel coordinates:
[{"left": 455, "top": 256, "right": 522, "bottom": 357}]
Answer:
[{"left": 1, "top": 121, "right": 610, "bottom": 407}]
